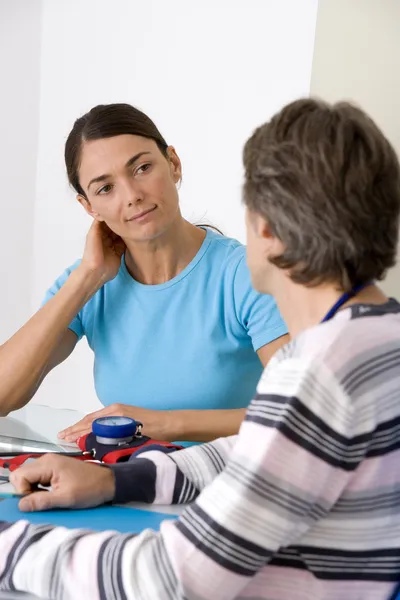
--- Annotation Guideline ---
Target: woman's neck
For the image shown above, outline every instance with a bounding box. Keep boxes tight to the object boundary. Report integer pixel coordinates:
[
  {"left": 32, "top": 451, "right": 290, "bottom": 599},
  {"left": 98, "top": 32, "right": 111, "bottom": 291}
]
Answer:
[
  {"left": 273, "top": 278, "right": 389, "bottom": 339},
  {"left": 124, "top": 218, "right": 206, "bottom": 285}
]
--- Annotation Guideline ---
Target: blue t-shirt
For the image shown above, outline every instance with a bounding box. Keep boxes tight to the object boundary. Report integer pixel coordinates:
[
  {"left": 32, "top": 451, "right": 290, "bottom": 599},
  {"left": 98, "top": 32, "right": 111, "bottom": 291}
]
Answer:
[{"left": 44, "top": 229, "right": 287, "bottom": 418}]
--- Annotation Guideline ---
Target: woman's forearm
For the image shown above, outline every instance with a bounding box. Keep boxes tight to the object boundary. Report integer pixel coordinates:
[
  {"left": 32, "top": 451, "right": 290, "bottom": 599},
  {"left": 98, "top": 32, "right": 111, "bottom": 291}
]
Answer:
[
  {"left": 171, "top": 408, "right": 246, "bottom": 442},
  {"left": 0, "top": 266, "right": 103, "bottom": 415}
]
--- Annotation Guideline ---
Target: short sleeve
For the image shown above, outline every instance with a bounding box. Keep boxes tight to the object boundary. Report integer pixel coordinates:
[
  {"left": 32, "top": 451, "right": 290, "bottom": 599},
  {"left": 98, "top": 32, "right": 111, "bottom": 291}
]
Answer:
[
  {"left": 40, "top": 260, "right": 84, "bottom": 341},
  {"left": 233, "top": 254, "right": 287, "bottom": 351}
]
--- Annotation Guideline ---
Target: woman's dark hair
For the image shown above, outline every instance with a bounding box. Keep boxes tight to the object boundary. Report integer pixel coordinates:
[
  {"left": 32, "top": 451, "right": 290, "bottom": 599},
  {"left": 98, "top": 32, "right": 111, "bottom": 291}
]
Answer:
[
  {"left": 65, "top": 103, "right": 169, "bottom": 198},
  {"left": 243, "top": 98, "right": 400, "bottom": 290}
]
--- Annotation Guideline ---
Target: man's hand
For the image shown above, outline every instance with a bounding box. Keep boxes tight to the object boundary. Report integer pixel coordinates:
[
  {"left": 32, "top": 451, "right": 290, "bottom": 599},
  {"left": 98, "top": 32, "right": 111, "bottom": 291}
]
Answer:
[{"left": 10, "top": 454, "right": 116, "bottom": 513}]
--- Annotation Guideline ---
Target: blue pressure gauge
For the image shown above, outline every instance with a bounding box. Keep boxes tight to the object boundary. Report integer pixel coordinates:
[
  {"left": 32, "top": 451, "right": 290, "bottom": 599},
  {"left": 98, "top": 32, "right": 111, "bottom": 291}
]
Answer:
[{"left": 92, "top": 416, "right": 142, "bottom": 445}]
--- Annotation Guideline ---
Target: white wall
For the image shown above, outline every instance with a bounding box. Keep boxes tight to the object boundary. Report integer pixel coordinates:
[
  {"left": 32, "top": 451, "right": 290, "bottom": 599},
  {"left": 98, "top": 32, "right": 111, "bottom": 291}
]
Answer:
[
  {"left": 4, "top": 0, "right": 398, "bottom": 416},
  {"left": 310, "top": 0, "right": 400, "bottom": 297},
  {"left": 0, "top": 0, "right": 41, "bottom": 341},
  {"left": 26, "top": 0, "right": 318, "bottom": 411}
]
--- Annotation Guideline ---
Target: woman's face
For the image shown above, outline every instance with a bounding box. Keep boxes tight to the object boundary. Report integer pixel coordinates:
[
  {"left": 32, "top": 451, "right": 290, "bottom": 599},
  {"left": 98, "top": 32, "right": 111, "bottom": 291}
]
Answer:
[{"left": 77, "top": 134, "right": 182, "bottom": 242}]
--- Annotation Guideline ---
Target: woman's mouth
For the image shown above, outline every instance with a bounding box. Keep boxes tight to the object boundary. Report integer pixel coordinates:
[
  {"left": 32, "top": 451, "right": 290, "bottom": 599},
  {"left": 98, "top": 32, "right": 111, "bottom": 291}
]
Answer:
[{"left": 127, "top": 206, "right": 157, "bottom": 222}]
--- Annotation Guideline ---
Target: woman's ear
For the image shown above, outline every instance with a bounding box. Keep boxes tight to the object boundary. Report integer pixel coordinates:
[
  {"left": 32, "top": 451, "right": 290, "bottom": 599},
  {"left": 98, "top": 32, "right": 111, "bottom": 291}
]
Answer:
[
  {"left": 166, "top": 146, "right": 182, "bottom": 184},
  {"left": 77, "top": 194, "right": 104, "bottom": 221}
]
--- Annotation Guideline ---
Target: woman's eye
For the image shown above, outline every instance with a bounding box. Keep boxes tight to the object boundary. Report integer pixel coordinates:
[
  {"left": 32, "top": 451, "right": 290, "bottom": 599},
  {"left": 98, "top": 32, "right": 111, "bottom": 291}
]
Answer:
[
  {"left": 97, "top": 184, "right": 113, "bottom": 195},
  {"left": 135, "top": 163, "right": 151, "bottom": 175}
]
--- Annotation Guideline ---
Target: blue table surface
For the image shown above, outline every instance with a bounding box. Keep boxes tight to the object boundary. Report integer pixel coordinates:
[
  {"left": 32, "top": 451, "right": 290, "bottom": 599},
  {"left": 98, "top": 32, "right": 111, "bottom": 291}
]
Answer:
[{"left": 0, "top": 497, "right": 178, "bottom": 534}]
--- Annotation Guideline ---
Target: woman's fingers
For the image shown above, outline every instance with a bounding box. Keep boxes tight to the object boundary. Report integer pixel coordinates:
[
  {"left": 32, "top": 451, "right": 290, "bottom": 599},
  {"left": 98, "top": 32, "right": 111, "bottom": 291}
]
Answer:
[
  {"left": 64, "top": 427, "right": 91, "bottom": 443},
  {"left": 58, "top": 406, "right": 117, "bottom": 441},
  {"left": 58, "top": 417, "right": 91, "bottom": 439}
]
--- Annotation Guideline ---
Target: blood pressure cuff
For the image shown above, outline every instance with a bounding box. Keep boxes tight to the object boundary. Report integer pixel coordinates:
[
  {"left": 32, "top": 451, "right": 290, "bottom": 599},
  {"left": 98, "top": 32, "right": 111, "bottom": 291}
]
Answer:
[
  {"left": 0, "top": 435, "right": 182, "bottom": 471},
  {"left": 76, "top": 432, "right": 183, "bottom": 463}
]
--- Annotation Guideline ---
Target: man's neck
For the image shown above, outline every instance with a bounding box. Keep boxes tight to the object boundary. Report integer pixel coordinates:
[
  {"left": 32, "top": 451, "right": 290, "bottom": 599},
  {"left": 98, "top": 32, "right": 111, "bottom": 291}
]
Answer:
[
  {"left": 272, "top": 278, "right": 389, "bottom": 339},
  {"left": 124, "top": 218, "right": 206, "bottom": 285}
]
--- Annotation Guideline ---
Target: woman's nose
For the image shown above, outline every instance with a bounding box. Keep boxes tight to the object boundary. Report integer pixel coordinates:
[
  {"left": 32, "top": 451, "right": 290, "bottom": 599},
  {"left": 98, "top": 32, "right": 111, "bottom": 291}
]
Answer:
[{"left": 125, "top": 182, "right": 142, "bottom": 206}]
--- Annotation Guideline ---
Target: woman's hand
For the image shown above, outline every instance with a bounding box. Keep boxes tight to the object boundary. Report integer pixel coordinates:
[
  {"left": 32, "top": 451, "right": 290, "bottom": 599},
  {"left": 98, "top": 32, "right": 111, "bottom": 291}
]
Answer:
[
  {"left": 11, "top": 454, "right": 116, "bottom": 513},
  {"left": 58, "top": 403, "right": 175, "bottom": 443},
  {"left": 79, "top": 221, "right": 126, "bottom": 284}
]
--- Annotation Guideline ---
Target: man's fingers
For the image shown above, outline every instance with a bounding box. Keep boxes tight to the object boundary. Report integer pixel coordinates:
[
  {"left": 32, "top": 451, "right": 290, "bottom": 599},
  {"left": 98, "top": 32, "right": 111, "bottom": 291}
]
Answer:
[
  {"left": 19, "top": 490, "right": 58, "bottom": 513},
  {"left": 10, "top": 477, "right": 32, "bottom": 496},
  {"left": 10, "top": 458, "right": 52, "bottom": 493},
  {"left": 15, "top": 456, "right": 116, "bottom": 512}
]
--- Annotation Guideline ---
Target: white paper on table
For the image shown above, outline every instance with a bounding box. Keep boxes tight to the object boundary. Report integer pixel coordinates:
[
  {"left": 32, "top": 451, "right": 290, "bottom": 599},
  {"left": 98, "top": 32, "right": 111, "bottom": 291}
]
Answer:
[{"left": 0, "top": 404, "right": 84, "bottom": 454}]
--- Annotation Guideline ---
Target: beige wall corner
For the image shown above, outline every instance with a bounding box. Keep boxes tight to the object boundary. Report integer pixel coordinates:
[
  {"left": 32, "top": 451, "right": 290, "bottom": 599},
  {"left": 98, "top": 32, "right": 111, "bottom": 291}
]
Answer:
[{"left": 310, "top": 0, "right": 400, "bottom": 297}]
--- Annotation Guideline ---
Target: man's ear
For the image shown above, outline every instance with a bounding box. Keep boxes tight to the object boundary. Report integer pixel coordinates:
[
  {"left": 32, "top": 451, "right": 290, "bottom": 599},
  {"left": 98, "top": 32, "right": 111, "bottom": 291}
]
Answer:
[
  {"left": 166, "top": 146, "right": 182, "bottom": 184},
  {"left": 77, "top": 194, "right": 104, "bottom": 221},
  {"left": 257, "top": 215, "right": 284, "bottom": 257},
  {"left": 248, "top": 210, "right": 273, "bottom": 240},
  {"left": 257, "top": 216, "right": 273, "bottom": 240}
]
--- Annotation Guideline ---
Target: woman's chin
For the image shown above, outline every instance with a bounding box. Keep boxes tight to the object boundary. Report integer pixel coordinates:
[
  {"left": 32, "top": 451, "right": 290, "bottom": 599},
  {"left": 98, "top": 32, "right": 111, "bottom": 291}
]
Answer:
[{"left": 123, "top": 222, "right": 167, "bottom": 243}]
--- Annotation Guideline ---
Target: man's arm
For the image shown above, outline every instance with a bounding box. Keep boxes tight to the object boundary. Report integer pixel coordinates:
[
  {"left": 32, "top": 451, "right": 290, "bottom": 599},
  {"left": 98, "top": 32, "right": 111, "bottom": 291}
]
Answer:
[
  {"left": 0, "top": 358, "right": 362, "bottom": 600},
  {"left": 109, "top": 434, "right": 237, "bottom": 505}
]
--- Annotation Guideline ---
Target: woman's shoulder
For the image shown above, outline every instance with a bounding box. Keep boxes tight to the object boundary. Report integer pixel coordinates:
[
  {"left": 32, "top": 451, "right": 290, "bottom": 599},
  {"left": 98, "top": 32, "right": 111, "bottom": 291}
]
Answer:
[
  {"left": 204, "top": 228, "right": 246, "bottom": 270},
  {"left": 202, "top": 228, "right": 263, "bottom": 300}
]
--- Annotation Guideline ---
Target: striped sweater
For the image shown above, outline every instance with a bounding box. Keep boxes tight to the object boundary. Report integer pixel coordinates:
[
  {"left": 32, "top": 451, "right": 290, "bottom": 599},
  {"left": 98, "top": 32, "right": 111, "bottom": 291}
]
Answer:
[{"left": 1, "top": 300, "right": 400, "bottom": 600}]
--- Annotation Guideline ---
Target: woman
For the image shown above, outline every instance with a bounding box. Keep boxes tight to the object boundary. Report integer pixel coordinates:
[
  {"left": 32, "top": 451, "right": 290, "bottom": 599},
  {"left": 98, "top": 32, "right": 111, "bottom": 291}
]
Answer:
[
  {"left": 2, "top": 98, "right": 400, "bottom": 600},
  {"left": 0, "top": 103, "right": 288, "bottom": 444}
]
